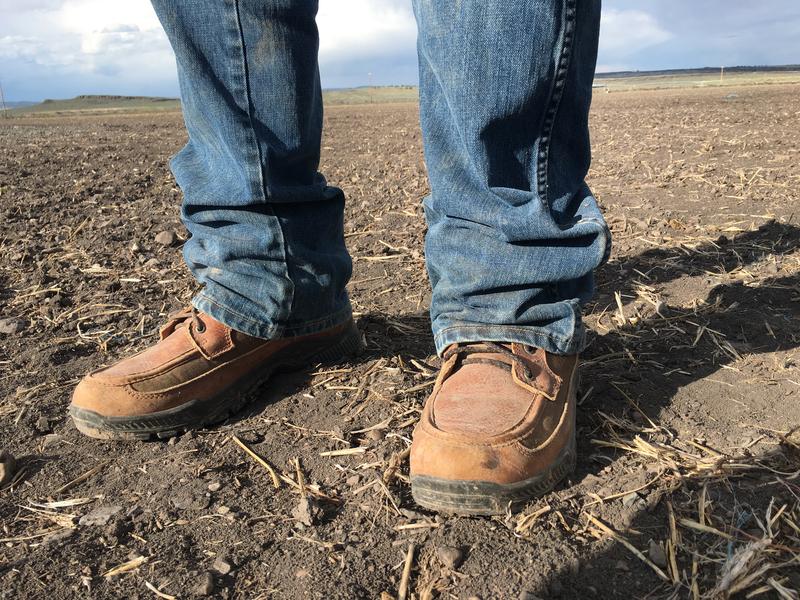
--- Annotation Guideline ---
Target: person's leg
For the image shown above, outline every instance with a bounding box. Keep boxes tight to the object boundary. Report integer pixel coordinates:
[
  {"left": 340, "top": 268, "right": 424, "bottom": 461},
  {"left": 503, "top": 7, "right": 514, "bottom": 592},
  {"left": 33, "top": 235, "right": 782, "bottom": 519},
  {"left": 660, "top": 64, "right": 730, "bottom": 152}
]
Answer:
[
  {"left": 415, "top": 0, "right": 607, "bottom": 353},
  {"left": 69, "top": 0, "right": 359, "bottom": 440},
  {"left": 153, "top": 0, "right": 352, "bottom": 339},
  {"left": 410, "top": 0, "right": 608, "bottom": 513}
]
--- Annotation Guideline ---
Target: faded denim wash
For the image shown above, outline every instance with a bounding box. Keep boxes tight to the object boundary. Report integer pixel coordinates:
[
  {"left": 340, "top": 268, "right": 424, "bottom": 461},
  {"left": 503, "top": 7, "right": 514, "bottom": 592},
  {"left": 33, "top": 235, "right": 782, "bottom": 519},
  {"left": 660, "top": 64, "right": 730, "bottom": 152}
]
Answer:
[{"left": 150, "top": 0, "right": 610, "bottom": 355}]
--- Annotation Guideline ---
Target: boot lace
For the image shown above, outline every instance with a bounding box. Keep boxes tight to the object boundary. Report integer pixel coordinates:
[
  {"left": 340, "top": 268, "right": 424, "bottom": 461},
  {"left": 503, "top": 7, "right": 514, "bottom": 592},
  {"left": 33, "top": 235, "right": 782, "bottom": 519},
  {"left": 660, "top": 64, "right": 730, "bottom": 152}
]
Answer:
[
  {"left": 442, "top": 341, "right": 533, "bottom": 380},
  {"left": 162, "top": 306, "right": 206, "bottom": 336}
]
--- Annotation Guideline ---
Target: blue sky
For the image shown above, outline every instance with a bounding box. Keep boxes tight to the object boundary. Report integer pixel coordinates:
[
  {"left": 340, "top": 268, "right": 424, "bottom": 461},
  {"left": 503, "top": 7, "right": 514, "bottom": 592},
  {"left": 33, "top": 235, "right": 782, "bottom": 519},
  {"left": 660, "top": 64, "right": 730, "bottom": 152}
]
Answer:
[{"left": 1, "top": 1, "right": 799, "bottom": 101}]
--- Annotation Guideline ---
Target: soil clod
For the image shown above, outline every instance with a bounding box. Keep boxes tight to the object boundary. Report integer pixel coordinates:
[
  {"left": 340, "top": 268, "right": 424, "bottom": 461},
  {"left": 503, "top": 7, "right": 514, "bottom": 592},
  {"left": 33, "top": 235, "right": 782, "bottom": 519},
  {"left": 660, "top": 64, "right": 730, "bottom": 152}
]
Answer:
[
  {"left": 79, "top": 504, "right": 123, "bottom": 527},
  {"left": 292, "top": 495, "right": 322, "bottom": 527},
  {"left": 211, "top": 556, "right": 232, "bottom": 576},
  {"left": 647, "top": 539, "right": 667, "bottom": 568},
  {"left": 192, "top": 572, "right": 215, "bottom": 597},
  {"left": 436, "top": 545, "right": 465, "bottom": 570},
  {"left": 154, "top": 230, "right": 178, "bottom": 246},
  {"left": 0, "top": 317, "right": 26, "bottom": 335}
]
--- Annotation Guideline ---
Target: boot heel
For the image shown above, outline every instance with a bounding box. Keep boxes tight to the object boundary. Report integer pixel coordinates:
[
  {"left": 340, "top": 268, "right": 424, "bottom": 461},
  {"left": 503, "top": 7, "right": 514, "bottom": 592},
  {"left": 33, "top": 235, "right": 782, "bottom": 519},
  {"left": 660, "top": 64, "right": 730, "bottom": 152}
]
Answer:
[{"left": 309, "top": 321, "right": 363, "bottom": 364}]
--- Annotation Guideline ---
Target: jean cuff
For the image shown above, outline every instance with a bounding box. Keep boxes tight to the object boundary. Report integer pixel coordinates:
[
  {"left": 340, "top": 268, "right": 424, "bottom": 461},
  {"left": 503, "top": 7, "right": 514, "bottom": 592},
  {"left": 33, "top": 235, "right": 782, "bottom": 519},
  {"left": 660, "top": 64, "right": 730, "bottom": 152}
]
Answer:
[
  {"left": 433, "top": 322, "right": 586, "bottom": 356},
  {"left": 192, "top": 292, "right": 353, "bottom": 340}
]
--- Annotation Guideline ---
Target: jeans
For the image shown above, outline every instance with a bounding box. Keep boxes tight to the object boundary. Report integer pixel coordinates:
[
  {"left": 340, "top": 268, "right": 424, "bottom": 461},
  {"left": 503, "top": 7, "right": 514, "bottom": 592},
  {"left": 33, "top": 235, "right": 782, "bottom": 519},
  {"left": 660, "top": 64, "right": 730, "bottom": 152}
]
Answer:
[{"left": 150, "top": 0, "right": 610, "bottom": 355}]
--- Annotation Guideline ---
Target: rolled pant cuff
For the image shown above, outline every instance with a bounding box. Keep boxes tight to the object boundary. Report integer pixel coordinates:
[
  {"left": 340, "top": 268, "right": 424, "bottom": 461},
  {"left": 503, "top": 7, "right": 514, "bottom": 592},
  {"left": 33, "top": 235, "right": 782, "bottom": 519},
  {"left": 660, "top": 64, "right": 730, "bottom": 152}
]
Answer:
[
  {"left": 192, "top": 292, "right": 354, "bottom": 341},
  {"left": 433, "top": 323, "right": 586, "bottom": 357}
]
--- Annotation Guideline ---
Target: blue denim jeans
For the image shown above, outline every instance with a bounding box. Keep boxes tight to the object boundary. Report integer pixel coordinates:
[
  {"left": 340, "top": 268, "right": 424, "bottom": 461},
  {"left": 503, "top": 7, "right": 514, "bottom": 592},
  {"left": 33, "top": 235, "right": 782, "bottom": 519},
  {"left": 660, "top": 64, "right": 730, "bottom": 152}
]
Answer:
[{"left": 150, "top": 0, "right": 610, "bottom": 355}]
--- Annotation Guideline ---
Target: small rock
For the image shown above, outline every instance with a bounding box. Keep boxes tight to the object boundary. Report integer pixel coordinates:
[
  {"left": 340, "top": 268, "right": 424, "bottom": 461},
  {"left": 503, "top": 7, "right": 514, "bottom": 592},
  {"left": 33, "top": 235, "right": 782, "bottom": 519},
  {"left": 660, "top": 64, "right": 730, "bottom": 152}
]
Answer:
[
  {"left": 399, "top": 508, "right": 424, "bottom": 520},
  {"left": 35, "top": 416, "right": 51, "bottom": 434},
  {"left": 365, "top": 429, "right": 385, "bottom": 442},
  {"left": 144, "top": 257, "right": 160, "bottom": 268},
  {"left": 212, "top": 556, "right": 232, "bottom": 576},
  {"left": 0, "top": 317, "right": 26, "bottom": 335},
  {"left": 192, "top": 572, "right": 215, "bottom": 596},
  {"left": 42, "top": 434, "right": 62, "bottom": 449},
  {"left": 207, "top": 481, "right": 222, "bottom": 492},
  {"left": 216, "top": 505, "right": 231, "bottom": 515},
  {"left": 0, "top": 451, "right": 18, "bottom": 486},
  {"left": 130, "top": 242, "right": 141, "bottom": 253},
  {"left": 621, "top": 492, "right": 638, "bottom": 507},
  {"left": 154, "top": 230, "right": 178, "bottom": 246},
  {"left": 291, "top": 496, "right": 322, "bottom": 527},
  {"left": 648, "top": 539, "right": 667, "bottom": 568},
  {"left": 615, "top": 559, "right": 629, "bottom": 571},
  {"left": 622, "top": 492, "right": 646, "bottom": 510},
  {"left": 346, "top": 474, "right": 360, "bottom": 487},
  {"left": 79, "top": 505, "right": 123, "bottom": 527},
  {"left": 436, "top": 545, "right": 464, "bottom": 570}
]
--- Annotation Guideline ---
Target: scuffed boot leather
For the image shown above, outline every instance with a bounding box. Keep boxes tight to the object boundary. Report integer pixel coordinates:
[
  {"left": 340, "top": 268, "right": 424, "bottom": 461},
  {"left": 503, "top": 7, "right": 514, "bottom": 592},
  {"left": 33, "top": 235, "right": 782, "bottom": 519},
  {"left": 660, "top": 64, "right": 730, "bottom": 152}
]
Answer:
[
  {"left": 410, "top": 342, "right": 578, "bottom": 515},
  {"left": 69, "top": 308, "right": 360, "bottom": 440}
]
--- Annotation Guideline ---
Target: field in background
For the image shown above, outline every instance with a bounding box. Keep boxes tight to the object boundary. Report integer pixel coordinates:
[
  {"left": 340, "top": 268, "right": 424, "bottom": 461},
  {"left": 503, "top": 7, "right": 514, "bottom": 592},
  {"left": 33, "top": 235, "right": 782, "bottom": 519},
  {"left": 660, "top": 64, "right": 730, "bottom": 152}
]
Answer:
[
  {"left": 595, "top": 69, "right": 800, "bottom": 91},
  {"left": 6, "top": 95, "right": 182, "bottom": 116},
  {"left": 1, "top": 81, "right": 799, "bottom": 599},
  {"left": 6, "top": 70, "right": 800, "bottom": 117}
]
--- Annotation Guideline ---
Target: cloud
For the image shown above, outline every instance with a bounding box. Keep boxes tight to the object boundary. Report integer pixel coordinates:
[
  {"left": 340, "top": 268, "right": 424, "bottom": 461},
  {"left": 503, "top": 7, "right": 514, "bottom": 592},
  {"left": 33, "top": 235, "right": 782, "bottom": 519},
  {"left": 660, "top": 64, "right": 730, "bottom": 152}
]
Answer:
[
  {"left": 317, "top": 0, "right": 418, "bottom": 87},
  {"left": 0, "top": 0, "right": 420, "bottom": 99},
  {"left": 318, "top": 0, "right": 416, "bottom": 64},
  {"left": 598, "top": 8, "right": 673, "bottom": 71},
  {"left": 2, "top": 1, "right": 800, "bottom": 100},
  {"left": 0, "top": 0, "right": 175, "bottom": 99}
]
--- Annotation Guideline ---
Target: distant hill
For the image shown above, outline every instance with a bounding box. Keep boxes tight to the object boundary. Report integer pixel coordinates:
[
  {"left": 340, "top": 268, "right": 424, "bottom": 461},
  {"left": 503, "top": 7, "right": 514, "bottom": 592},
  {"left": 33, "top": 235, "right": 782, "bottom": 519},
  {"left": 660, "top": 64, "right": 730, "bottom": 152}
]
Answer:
[
  {"left": 2, "top": 101, "right": 37, "bottom": 109},
  {"left": 8, "top": 95, "right": 181, "bottom": 115},
  {"left": 7, "top": 66, "right": 800, "bottom": 117},
  {"left": 596, "top": 64, "right": 800, "bottom": 79},
  {"left": 7, "top": 88, "right": 420, "bottom": 115}
]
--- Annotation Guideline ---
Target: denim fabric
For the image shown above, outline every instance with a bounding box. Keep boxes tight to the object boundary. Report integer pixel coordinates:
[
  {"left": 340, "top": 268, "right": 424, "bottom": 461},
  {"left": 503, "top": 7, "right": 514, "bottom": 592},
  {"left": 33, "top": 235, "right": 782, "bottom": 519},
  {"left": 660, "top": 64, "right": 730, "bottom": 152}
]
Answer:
[
  {"left": 150, "top": 0, "right": 609, "bottom": 354},
  {"left": 150, "top": 0, "right": 353, "bottom": 338},
  {"left": 414, "top": 0, "right": 609, "bottom": 354}
]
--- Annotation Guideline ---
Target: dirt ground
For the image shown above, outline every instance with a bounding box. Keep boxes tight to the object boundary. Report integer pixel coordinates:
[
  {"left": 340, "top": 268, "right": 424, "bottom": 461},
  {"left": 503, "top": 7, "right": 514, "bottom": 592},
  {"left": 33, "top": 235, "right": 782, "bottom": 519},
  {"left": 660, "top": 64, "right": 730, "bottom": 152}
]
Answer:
[{"left": 1, "top": 83, "right": 799, "bottom": 599}]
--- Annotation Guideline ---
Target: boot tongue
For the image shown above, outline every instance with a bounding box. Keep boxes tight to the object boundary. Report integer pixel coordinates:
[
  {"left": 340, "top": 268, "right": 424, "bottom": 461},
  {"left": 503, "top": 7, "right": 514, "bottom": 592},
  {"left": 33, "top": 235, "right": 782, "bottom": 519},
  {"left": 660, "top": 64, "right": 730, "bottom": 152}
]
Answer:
[{"left": 433, "top": 353, "right": 536, "bottom": 436}]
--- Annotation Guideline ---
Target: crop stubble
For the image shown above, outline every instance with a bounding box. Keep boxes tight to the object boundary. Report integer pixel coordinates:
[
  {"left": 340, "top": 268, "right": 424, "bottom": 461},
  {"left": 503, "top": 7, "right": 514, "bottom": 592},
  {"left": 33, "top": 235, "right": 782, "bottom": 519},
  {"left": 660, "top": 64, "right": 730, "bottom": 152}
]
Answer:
[{"left": 0, "top": 84, "right": 799, "bottom": 599}]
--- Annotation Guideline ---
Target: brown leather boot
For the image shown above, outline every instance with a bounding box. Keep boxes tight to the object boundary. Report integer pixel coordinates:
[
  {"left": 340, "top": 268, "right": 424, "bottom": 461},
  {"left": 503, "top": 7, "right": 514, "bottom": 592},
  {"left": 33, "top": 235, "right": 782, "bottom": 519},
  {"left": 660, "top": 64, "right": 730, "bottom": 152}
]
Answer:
[
  {"left": 410, "top": 342, "right": 578, "bottom": 515},
  {"left": 69, "top": 308, "right": 361, "bottom": 440}
]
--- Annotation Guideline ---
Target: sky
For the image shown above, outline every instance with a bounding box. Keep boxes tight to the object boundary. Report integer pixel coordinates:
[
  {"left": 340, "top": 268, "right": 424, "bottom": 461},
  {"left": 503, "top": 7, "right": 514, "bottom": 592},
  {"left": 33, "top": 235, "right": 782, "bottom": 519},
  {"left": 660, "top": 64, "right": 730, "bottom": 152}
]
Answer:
[{"left": 1, "top": 1, "right": 799, "bottom": 102}]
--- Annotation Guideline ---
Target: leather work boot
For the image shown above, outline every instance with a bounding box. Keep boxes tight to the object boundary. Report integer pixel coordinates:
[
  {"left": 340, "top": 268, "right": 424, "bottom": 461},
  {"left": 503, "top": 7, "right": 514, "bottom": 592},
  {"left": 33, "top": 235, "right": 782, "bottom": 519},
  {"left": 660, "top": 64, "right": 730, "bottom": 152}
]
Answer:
[
  {"left": 69, "top": 308, "right": 361, "bottom": 440},
  {"left": 410, "top": 342, "right": 578, "bottom": 515}
]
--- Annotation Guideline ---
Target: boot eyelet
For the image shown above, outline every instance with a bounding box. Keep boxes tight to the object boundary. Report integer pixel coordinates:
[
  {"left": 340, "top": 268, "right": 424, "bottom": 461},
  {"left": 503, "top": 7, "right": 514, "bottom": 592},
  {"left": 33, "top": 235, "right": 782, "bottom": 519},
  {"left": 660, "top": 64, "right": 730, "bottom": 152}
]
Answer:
[{"left": 195, "top": 322, "right": 206, "bottom": 333}]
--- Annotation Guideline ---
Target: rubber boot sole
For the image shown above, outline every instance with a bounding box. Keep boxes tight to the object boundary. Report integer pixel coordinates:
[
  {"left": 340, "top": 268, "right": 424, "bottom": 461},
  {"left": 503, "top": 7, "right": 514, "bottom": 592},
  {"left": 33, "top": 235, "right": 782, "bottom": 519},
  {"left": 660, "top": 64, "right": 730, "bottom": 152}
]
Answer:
[
  {"left": 409, "top": 432, "right": 576, "bottom": 516},
  {"left": 69, "top": 321, "right": 362, "bottom": 441}
]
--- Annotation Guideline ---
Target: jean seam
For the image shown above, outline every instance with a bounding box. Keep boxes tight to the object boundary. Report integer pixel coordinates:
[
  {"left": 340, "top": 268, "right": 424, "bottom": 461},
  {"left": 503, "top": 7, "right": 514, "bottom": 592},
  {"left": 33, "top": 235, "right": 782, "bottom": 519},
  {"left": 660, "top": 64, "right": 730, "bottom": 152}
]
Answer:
[{"left": 536, "top": 0, "right": 577, "bottom": 208}]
